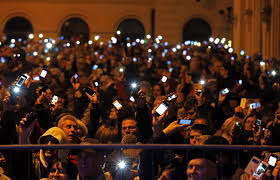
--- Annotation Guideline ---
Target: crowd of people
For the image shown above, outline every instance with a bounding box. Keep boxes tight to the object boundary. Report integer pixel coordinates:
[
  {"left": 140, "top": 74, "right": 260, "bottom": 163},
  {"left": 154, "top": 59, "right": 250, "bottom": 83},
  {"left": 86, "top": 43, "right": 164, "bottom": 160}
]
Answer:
[{"left": 0, "top": 33, "right": 280, "bottom": 179}]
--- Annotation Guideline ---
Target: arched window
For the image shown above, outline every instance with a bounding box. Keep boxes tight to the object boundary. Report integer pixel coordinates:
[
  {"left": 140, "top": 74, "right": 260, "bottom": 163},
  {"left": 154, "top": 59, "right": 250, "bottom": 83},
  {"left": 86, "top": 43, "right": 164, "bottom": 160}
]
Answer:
[
  {"left": 116, "top": 18, "right": 145, "bottom": 40},
  {"left": 3, "top": 16, "right": 33, "bottom": 40},
  {"left": 60, "top": 17, "right": 90, "bottom": 42},
  {"left": 183, "top": 18, "right": 211, "bottom": 42}
]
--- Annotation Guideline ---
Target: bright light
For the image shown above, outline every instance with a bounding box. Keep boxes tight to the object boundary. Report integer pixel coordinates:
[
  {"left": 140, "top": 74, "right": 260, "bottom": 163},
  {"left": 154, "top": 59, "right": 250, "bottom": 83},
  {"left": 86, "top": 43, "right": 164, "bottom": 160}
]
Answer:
[
  {"left": 186, "top": 55, "right": 191, "bottom": 60},
  {"left": 148, "top": 49, "right": 152, "bottom": 53},
  {"left": 158, "top": 35, "right": 163, "bottom": 40},
  {"left": 132, "top": 42, "right": 136, "bottom": 46},
  {"left": 272, "top": 70, "right": 277, "bottom": 76},
  {"left": 76, "top": 41, "right": 80, "bottom": 45},
  {"left": 28, "top": 34, "right": 34, "bottom": 39},
  {"left": 46, "top": 57, "right": 51, "bottom": 61},
  {"left": 11, "top": 39, "right": 15, "bottom": 43},
  {"left": 260, "top": 61, "right": 265, "bottom": 66},
  {"left": 221, "top": 38, "right": 226, "bottom": 44},
  {"left": 136, "top": 39, "right": 140, "bottom": 43},
  {"left": 176, "top": 44, "right": 181, "bottom": 49},
  {"left": 185, "top": 41, "right": 190, "bottom": 45},
  {"left": 100, "top": 41, "right": 104, "bottom": 46},
  {"left": 131, "top": 82, "right": 137, "bottom": 89},
  {"left": 197, "top": 42, "right": 201, "bottom": 47},
  {"left": 209, "top": 37, "right": 214, "bottom": 42},
  {"left": 44, "top": 39, "right": 48, "bottom": 43},
  {"left": 39, "top": 34, "right": 43, "bottom": 38},
  {"left": 240, "top": 50, "right": 245, "bottom": 56},
  {"left": 224, "top": 45, "right": 228, "bottom": 49},
  {"left": 208, "top": 46, "right": 211, "bottom": 49},
  {"left": 66, "top": 43, "right": 70, "bottom": 47},
  {"left": 118, "top": 161, "right": 126, "bottom": 169},
  {"left": 214, "top": 38, "right": 220, "bottom": 44},
  {"left": 200, "top": 80, "right": 205, "bottom": 85},
  {"left": 172, "top": 48, "right": 176, "bottom": 52},
  {"left": 228, "top": 40, "right": 232, "bottom": 44},
  {"left": 46, "top": 42, "right": 52, "bottom": 49},
  {"left": 13, "top": 87, "right": 20, "bottom": 93},
  {"left": 88, "top": 40, "right": 93, "bottom": 45},
  {"left": 111, "top": 37, "right": 117, "bottom": 44},
  {"left": 146, "top": 34, "right": 151, "bottom": 39},
  {"left": 119, "top": 67, "right": 124, "bottom": 73},
  {"left": 228, "top": 47, "right": 233, "bottom": 53},
  {"left": 164, "top": 42, "right": 168, "bottom": 46},
  {"left": 33, "top": 51, "right": 38, "bottom": 56},
  {"left": 52, "top": 40, "right": 56, "bottom": 44},
  {"left": 116, "top": 30, "right": 121, "bottom": 35},
  {"left": 127, "top": 43, "right": 131, "bottom": 47},
  {"left": 140, "top": 39, "right": 145, "bottom": 44},
  {"left": 94, "top": 35, "right": 100, "bottom": 41}
]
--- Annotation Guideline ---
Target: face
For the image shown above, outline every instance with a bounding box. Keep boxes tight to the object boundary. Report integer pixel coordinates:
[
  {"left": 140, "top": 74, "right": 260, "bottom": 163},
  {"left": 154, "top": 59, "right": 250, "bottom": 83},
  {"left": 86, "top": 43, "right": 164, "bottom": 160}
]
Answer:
[
  {"left": 244, "top": 116, "right": 256, "bottom": 131},
  {"left": 109, "top": 107, "right": 118, "bottom": 120},
  {"left": 189, "top": 130, "right": 202, "bottom": 145},
  {"left": 44, "top": 141, "right": 58, "bottom": 160},
  {"left": 78, "top": 151, "right": 102, "bottom": 178},
  {"left": 48, "top": 162, "right": 68, "bottom": 180},
  {"left": 187, "top": 159, "right": 207, "bottom": 180},
  {"left": 184, "top": 107, "right": 197, "bottom": 120},
  {"left": 121, "top": 119, "right": 137, "bottom": 138},
  {"left": 61, "top": 120, "right": 78, "bottom": 143},
  {"left": 153, "top": 85, "right": 162, "bottom": 98},
  {"left": 45, "top": 88, "right": 53, "bottom": 101}
]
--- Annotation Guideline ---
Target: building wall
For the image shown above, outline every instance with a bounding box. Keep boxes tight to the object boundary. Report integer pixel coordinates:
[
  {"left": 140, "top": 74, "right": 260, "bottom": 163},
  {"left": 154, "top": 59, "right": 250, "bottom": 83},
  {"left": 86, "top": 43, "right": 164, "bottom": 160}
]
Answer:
[{"left": 0, "top": 0, "right": 233, "bottom": 45}]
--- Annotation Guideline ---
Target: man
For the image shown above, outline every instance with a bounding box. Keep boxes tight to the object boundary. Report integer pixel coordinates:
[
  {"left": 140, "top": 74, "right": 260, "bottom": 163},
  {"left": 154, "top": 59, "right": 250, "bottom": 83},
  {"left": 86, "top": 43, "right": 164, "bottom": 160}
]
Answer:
[
  {"left": 121, "top": 118, "right": 137, "bottom": 138},
  {"left": 189, "top": 124, "right": 209, "bottom": 145},
  {"left": 57, "top": 115, "right": 80, "bottom": 144},
  {"left": 187, "top": 158, "right": 217, "bottom": 180},
  {"left": 77, "top": 139, "right": 108, "bottom": 180}
]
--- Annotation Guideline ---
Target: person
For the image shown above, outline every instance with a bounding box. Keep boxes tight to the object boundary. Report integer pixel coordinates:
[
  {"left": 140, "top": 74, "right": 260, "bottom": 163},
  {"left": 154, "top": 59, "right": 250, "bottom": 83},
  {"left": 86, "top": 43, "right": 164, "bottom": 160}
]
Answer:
[
  {"left": 77, "top": 139, "right": 108, "bottom": 180},
  {"left": 57, "top": 115, "right": 80, "bottom": 144},
  {"left": 121, "top": 118, "right": 137, "bottom": 139},
  {"left": 189, "top": 124, "right": 210, "bottom": 145},
  {"left": 40, "top": 160, "right": 78, "bottom": 180},
  {"left": 186, "top": 158, "right": 217, "bottom": 180}
]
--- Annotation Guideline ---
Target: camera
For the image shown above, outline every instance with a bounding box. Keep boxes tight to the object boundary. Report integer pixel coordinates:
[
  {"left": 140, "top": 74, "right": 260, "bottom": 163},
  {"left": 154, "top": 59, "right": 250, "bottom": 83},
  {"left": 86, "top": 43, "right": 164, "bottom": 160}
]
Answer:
[{"left": 250, "top": 102, "right": 261, "bottom": 109}]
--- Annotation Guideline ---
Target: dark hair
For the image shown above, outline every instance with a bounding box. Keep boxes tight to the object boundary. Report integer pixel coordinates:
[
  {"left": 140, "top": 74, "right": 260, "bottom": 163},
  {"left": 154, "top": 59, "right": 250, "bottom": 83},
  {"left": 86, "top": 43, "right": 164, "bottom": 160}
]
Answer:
[
  {"left": 184, "top": 95, "right": 198, "bottom": 111},
  {"left": 49, "top": 160, "right": 78, "bottom": 180},
  {"left": 95, "top": 123, "right": 119, "bottom": 143},
  {"left": 191, "top": 124, "right": 209, "bottom": 135},
  {"left": 153, "top": 83, "right": 165, "bottom": 96}
]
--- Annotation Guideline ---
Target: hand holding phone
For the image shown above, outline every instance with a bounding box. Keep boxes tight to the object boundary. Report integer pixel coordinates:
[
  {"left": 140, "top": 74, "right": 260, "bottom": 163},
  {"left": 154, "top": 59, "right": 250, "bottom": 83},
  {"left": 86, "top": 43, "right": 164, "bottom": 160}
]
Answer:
[
  {"left": 113, "top": 100, "right": 122, "bottom": 110},
  {"left": 250, "top": 102, "right": 261, "bottom": 109},
  {"left": 178, "top": 119, "right": 192, "bottom": 125},
  {"left": 245, "top": 156, "right": 268, "bottom": 179},
  {"left": 155, "top": 102, "right": 168, "bottom": 116},
  {"left": 221, "top": 88, "right": 229, "bottom": 95}
]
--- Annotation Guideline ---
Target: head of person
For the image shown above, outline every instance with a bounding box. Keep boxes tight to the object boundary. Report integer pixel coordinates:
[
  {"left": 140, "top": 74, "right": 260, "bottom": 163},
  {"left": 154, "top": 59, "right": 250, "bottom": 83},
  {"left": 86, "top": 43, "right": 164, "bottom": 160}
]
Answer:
[
  {"left": 187, "top": 158, "right": 217, "bottom": 180},
  {"left": 153, "top": 84, "right": 165, "bottom": 98},
  {"left": 76, "top": 120, "right": 88, "bottom": 139},
  {"left": 189, "top": 124, "right": 209, "bottom": 145},
  {"left": 57, "top": 115, "right": 79, "bottom": 144},
  {"left": 95, "top": 123, "right": 119, "bottom": 143},
  {"left": 121, "top": 118, "right": 137, "bottom": 138},
  {"left": 243, "top": 113, "right": 258, "bottom": 132},
  {"left": 183, "top": 96, "right": 198, "bottom": 120},
  {"left": 78, "top": 139, "right": 105, "bottom": 179},
  {"left": 48, "top": 160, "right": 77, "bottom": 180}
]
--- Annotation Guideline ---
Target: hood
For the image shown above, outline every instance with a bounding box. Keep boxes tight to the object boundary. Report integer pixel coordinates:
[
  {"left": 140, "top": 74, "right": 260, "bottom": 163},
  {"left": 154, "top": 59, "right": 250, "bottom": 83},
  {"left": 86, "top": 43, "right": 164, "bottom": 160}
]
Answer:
[{"left": 39, "top": 127, "right": 68, "bottom": 144}]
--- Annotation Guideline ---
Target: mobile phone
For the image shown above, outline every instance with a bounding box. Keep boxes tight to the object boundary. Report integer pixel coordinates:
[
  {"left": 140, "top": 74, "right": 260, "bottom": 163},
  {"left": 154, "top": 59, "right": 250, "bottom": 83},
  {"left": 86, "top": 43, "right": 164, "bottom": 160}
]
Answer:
[
  {"left": 221, "top": 88, "right": 229, "bottom": 95},
  {"left": 40, "top": 70, "right": 48, "bottom": 78},
  {"left": 33, "top": 76, "right": 40, "bottom": 81},
  {"left": 183, "top": 50, "right": 187, "bottom": 56},
  {"left": 92, "top": 64, "right": 98, "bottom": 70},
  {"left": 94, "top": 81, "right": 99, "bottom": 87},
  {"left": 83, "top": 88, "right": 95, "bottom": 96},
  {"left": 178, "top": 119, "right": 192, "bottom": 125},
  {"left": 133, "top": 57, "right": 137, "bottom": 62},
  {"left": 268, "top": 155, "right": 277, "bottom": 167},
  {"left": 245, "top": 156, "right": 269, "bottom": 179},
  {"left": 16, "top": 75, "right": 28, "bottom": 87},
  {"left": 256, "top": 119, "right": 262, "bottom": 126},
  {"left": 155, "top": 102, "right": 168, "bottom": 116},
  {"left": 129, "top": 96, "right": 135, "bottom": 102},
  {"left": 231, "top": 56, "right": 235, "bottom": 60},
  {"left": 113, "top": 100, "right": 122, "bottom": 110},
  {"left": 239, "top": 80, "right": 242, "bottom": 85},
  {"left": 250, "top": 102, "right": 261, "bottom": 109},
  {"left": 167, "top": 93, "right": 177, "bottom": 101},
  {"left": 51, "top": 95, "right": 58, "bottom": 105},
  {"left": 167, "top": 60, "right": 171, "bottom": 65},
  {"left": 161, "top": 76, "right": 167, "bottom": 83},
  {"left": 74, "top": 74, "right": 78, "bottom": 79},
  {"left": 169, "top": 67, "right": 173, "bottom": 72}
]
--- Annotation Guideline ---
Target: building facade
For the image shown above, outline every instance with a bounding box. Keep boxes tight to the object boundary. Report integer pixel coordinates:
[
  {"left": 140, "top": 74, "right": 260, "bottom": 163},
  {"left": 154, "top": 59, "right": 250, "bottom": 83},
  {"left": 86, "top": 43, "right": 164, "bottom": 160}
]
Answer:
[{"left": 0, "top": 0, "right": 233, "bottom": 45}]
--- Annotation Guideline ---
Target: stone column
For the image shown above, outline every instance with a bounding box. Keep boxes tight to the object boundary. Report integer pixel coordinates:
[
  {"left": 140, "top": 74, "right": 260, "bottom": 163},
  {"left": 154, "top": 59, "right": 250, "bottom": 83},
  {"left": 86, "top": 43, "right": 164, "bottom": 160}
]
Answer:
[{"left": 270, "top": 0, "right": 280, "bottom": 58}]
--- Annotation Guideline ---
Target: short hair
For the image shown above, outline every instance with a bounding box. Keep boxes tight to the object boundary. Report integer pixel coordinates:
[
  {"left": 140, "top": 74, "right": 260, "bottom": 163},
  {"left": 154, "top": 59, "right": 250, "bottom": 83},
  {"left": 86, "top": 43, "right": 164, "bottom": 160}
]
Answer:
[
  {"left": 95, "top": 124, "right": 119, "bottom": 143},
  {"left": 184, "top": 95, "right": 198, "bottom": 111},
  {"left": 57, "top": 115, "right": 79, "bottom": 129},
  {"left": 76, "top": 120, "right": 88, "bottom": 137},
  {"left": 191, "top": 124, "right": 209, "bottom": 135}
]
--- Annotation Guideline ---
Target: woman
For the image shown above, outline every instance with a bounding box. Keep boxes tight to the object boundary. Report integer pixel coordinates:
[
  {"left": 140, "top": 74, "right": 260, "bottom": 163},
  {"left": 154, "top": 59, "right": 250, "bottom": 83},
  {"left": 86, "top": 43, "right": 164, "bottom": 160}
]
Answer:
[{"left": 41, "top": 160, "right": 77, "bottom": 180}]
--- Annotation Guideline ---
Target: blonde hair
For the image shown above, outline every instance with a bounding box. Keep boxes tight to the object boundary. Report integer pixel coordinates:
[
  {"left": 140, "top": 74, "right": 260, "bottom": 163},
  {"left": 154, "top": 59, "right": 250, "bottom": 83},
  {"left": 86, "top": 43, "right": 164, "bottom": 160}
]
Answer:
[{"left": 57, "top": 115, "right": 79, "bottom": 129}]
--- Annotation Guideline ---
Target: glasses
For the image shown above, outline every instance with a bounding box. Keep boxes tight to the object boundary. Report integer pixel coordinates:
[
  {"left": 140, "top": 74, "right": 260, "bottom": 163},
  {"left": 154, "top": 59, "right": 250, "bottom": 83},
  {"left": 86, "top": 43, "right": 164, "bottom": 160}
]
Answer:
[{"left": 190, "top": 135, "right": 200, "bottom": 139}]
